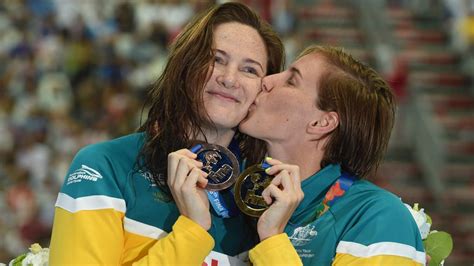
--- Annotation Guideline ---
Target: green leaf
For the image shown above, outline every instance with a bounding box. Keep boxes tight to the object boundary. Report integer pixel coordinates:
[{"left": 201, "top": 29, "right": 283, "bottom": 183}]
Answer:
[
  {"left": 12, "top": 254, "right": 26, "bottom": 266},
  {"left": 426, "top": 213, "right": 432, "bottom": 225},
  {"left": 424, "top": 231, "right": 453, "bottom": 266}
]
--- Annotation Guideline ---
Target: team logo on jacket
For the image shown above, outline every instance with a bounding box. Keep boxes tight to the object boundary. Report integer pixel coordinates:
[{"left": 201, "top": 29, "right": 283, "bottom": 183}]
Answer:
[
  {"left": 66, "top": 165, "right": 103, "bottom": 185},
  {"left": 289, "top": 224, "right": 318, "bottom": 247},
  {"left": 140, "top": 170, "right": 156, "bottom": 187}
]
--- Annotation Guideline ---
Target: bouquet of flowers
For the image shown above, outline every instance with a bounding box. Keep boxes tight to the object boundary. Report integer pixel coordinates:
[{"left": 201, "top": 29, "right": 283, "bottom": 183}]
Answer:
[
  {"left": 405, "top": 203, "right": 453, "bottom": 266},
  {"left": 8, "top": 244, "right": 49, "bottom": 266}
]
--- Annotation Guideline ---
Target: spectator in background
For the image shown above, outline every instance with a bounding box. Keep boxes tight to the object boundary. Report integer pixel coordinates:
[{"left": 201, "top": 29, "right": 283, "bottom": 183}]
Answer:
[{"left": 460, "top": 9, "right": 474, "bottom": 51}]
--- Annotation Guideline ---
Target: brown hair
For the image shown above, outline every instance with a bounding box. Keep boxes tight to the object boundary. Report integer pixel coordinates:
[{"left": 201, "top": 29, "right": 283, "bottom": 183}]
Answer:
[
  {"left": 138, "top": 2, "right": 284, "bottom": 192},
  {"left": 298, "top": 45, "right": 395, "bottom": 178}
]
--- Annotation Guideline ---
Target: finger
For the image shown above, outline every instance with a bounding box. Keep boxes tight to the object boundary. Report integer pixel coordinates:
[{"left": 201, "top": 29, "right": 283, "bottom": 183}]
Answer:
[
  {"left": 282, "top": 164, "right": 302, "bottom": 194},
  {"left": 197, "top": 176, "right": 208, "bottom": 189},
  {"left": 188, "top": 170, "right": 208, "bottom": 190},
  {"left": 265, "top": 163, "right": 294, "bottom": 176},
  {"left": 261, "top": 184, "right": 284, "bottom": 205},
  {"left": 270, "top": 170, "right": 303, "bottom": 206},
  {"left": 194, "top": 169, "right": 209, "bottom": 189},
  {"left": 295, "top": 179, "right": 304, "bottom": 201},
  {"left": 189, "top": 158, "right": 204, "bottom": 169},
  {"left": 288, "top": 169, "right": 304, "bottom": 200},
  {"left": 295, "top": 183, "right": 304, "bottom": 202},
  {"left": 263, "top": 157, "right": 283, "bottom": 166},
  {"left": 269, "top": 170, "right": 288, "bottom": 190},
  {"left": 176, "top": 149, "right": 204, "bottom": 168},
  {"left": 182, "top": 167, "right": 203, "bottom": 191},
  {"left": 167, "top": 153, "right": 180, "bottom": 186},
  {"left": 176, "top": 148, "right": 198, "bottom": 158},
  {"left": 276, "top": 169, "right": 294, "bottom": 192},
  {"left": 261, "top": 185, "right": 273, "bottom": 205},
  {"left": 270, "top": 173, "right": 282, "bottom": 187},
  {"left": 173, "top": 157, "right": 192, "bottom": 188},
  {"left": 265, "top": 164, "right": 303, "bottom": 200}
]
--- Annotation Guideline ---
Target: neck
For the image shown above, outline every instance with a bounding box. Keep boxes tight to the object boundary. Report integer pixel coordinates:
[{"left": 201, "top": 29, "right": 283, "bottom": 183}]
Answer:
[
  {"left": 266, "top": 139, "right": 326, "bottom": 181},
  {"left": 197, "top": 126, "right": 236, "bottom": 147}
]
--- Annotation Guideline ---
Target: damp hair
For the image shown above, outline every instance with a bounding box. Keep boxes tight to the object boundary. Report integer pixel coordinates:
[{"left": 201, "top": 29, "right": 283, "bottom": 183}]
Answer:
[
  {"left": 298, "top": 45, "right": 395, "bottom": 178},
  {"left": 137, "top": 2, "right": 284, "bottom": 195}
]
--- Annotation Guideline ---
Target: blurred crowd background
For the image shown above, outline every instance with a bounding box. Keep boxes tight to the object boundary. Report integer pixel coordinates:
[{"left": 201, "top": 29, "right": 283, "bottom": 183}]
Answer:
[{"left": 0, "top": 0, "right": 473, "bottom": 264}]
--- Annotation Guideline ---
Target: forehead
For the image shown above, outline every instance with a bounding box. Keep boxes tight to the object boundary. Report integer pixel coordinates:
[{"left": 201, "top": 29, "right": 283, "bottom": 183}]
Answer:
[
  {"left": 213, "top": 23, "right": 267, "bottom": 66},
  {"left": 293, "top": 53, "right": 328, "bottom": 88}
]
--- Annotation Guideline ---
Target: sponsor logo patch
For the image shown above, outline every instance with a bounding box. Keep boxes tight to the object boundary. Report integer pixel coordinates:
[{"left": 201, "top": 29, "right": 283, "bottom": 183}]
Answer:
[{"left": 67, "top": 165, "right": 103, "bottom": 185}]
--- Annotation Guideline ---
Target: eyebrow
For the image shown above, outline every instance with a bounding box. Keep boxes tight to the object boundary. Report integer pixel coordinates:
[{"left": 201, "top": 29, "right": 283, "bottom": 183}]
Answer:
[
  {"left": 289, "top": 66, "right": 303, "bottom": 79},
  {"left": 216, "top": 49, "right": 264, "bottom": 73}
]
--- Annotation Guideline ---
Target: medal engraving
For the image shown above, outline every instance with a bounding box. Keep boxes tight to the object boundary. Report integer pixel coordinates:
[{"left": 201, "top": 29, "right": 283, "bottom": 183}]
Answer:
[
  {"left": 234, "top": 164, "right": 273, "bottom": 217},
  {"left": 192, "top": 144, "right": 240, "bottom": 191}
]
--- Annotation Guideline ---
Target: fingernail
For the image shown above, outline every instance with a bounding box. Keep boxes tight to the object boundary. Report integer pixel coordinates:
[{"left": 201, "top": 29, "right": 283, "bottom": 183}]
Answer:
[
  {"left": 265, "top": 167, "right": 271, "bottom": 173},
  {"left": 265, "top": 156, "right": 272, "bottom": 161}
]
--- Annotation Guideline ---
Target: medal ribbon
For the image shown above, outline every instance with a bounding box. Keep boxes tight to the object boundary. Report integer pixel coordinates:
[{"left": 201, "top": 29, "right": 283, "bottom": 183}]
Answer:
[
  {"left": 191, "top": 144, "right": 240, "bottom": 218},
  {"left": 206, "top": 190, "right": 238, "bottom": 218}
]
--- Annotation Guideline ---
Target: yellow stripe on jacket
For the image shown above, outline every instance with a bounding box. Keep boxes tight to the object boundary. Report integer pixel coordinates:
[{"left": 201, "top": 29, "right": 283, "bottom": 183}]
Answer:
[{"left": 49, "top": 206, "right": 215, "bottom": 265}]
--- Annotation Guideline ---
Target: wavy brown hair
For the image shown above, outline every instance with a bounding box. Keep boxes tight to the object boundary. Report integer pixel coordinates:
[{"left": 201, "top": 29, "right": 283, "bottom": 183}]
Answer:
[
  {"left": 298, "top": 46, "right": 395, "bottom": 178},
  {"left": 138, "top": 2, "right": 284, "bottom": 193}
]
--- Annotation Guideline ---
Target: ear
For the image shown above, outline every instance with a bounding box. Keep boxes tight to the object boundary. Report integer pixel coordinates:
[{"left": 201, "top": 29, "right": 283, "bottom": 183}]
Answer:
[{"left": 306, "top": 111, "right": 339, "bottom": 138}]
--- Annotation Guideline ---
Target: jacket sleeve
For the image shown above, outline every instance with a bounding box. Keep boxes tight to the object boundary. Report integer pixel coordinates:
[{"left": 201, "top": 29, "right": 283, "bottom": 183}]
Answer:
[
  {"left": 332, "top": 195, "right": 426, "bottom": 265},
  {"left": 49, "top": 143, "right": 127, "bottom": 265},
  {"left": 249, "top": 233, "right": 302, "bottom": 266},
  {"left": 50, "top": 207, "right": 214, "bottom": 265},
  {"left": 49, "top": 205, "right": 126, "bottom": 265},
  {"left": 133, "top": 215, "right": 214, "bottom": 265},
  {"left": 49, "top": 144, "right": 214, "bottom": 265}
]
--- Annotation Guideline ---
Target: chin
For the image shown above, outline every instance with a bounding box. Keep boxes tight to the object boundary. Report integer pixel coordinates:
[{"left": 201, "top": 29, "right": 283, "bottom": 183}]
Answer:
[
  {"left": 238, "top": 119, "right": 255, "bottom": 136},
  {"left": 212, "top": 118, "right": 240, "bottom": 131}
]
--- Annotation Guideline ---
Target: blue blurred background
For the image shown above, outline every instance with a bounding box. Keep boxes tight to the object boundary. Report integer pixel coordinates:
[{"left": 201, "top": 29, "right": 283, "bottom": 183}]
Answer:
[{"left": 0, "top": 0, "right": 473, "bottom": 264}]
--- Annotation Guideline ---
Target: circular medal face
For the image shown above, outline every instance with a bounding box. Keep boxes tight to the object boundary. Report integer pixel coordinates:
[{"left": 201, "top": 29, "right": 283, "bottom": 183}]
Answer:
[
  {"left": 193, "top": 144, "right": 240, "bottom": 191},
  {"left": 234, "top": 164, "right": 273, "bottom": 217}
]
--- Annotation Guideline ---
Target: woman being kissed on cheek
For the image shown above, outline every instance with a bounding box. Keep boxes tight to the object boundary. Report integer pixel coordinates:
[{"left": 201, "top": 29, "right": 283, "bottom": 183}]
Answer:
[{"left": 49, "top": 2, "right": 285, "bottom": 265}]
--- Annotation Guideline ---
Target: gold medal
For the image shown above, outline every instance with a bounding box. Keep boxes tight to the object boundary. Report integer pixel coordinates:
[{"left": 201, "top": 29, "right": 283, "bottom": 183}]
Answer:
[{"left": 234, "top": 163, "right": 273, "bottom": 217}]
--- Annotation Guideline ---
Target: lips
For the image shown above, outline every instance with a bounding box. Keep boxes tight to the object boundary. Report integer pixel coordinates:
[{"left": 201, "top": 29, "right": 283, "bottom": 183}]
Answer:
[{"left": 207, "top": 91, "right": 239, "bottom": 102}]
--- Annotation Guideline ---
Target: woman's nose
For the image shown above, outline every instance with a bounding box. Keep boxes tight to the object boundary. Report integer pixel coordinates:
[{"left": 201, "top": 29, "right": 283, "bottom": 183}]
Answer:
[
  {"left": 217, "top": 66, "right": 238, "bottom": 89},
  {"left": 262, "top": 74, "right": 276, "bottom": 92}
]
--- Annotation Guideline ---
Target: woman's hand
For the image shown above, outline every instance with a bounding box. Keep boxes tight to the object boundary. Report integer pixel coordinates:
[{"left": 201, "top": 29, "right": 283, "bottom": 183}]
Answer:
[
  {"left": 167, "top": 149, "right": 210, "bottom": 230},
  {"left": 257, "top": 158, "right": 304, "bottom": 241}
]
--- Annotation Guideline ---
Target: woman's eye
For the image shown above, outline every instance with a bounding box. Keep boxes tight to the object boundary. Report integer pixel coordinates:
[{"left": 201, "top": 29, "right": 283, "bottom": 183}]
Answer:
[
  {"left": 286, "top": 73, "right": 296, "bottom": 86},
  {"left": 243, "top": 67, "right": 258, "bottom": 75},
  {"left": 286, "top": 78, "right": 295, "bottom": 86},
  {"left": 214, "top": 56, "right": 224, "bottom": 64}
]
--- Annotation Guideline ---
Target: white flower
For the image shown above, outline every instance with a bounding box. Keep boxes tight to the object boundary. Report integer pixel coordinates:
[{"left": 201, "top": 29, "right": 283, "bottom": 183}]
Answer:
[
  {"left": 8, "top": 244, "right": 49, "bottom": 266},
  {"left": 21, "top": 248, "right": 49, "bottom": 266},
  {"left": 29, "top": 244, "right": 42, "bottom": 254},
  {"left": 404, "top": 203, "right": 431, "bottom": 239}
]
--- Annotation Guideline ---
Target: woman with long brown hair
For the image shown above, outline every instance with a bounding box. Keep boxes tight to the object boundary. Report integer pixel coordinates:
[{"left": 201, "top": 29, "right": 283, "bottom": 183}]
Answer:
[{"left": 49, "top": 2, "right": 284, "bottom": 265}]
